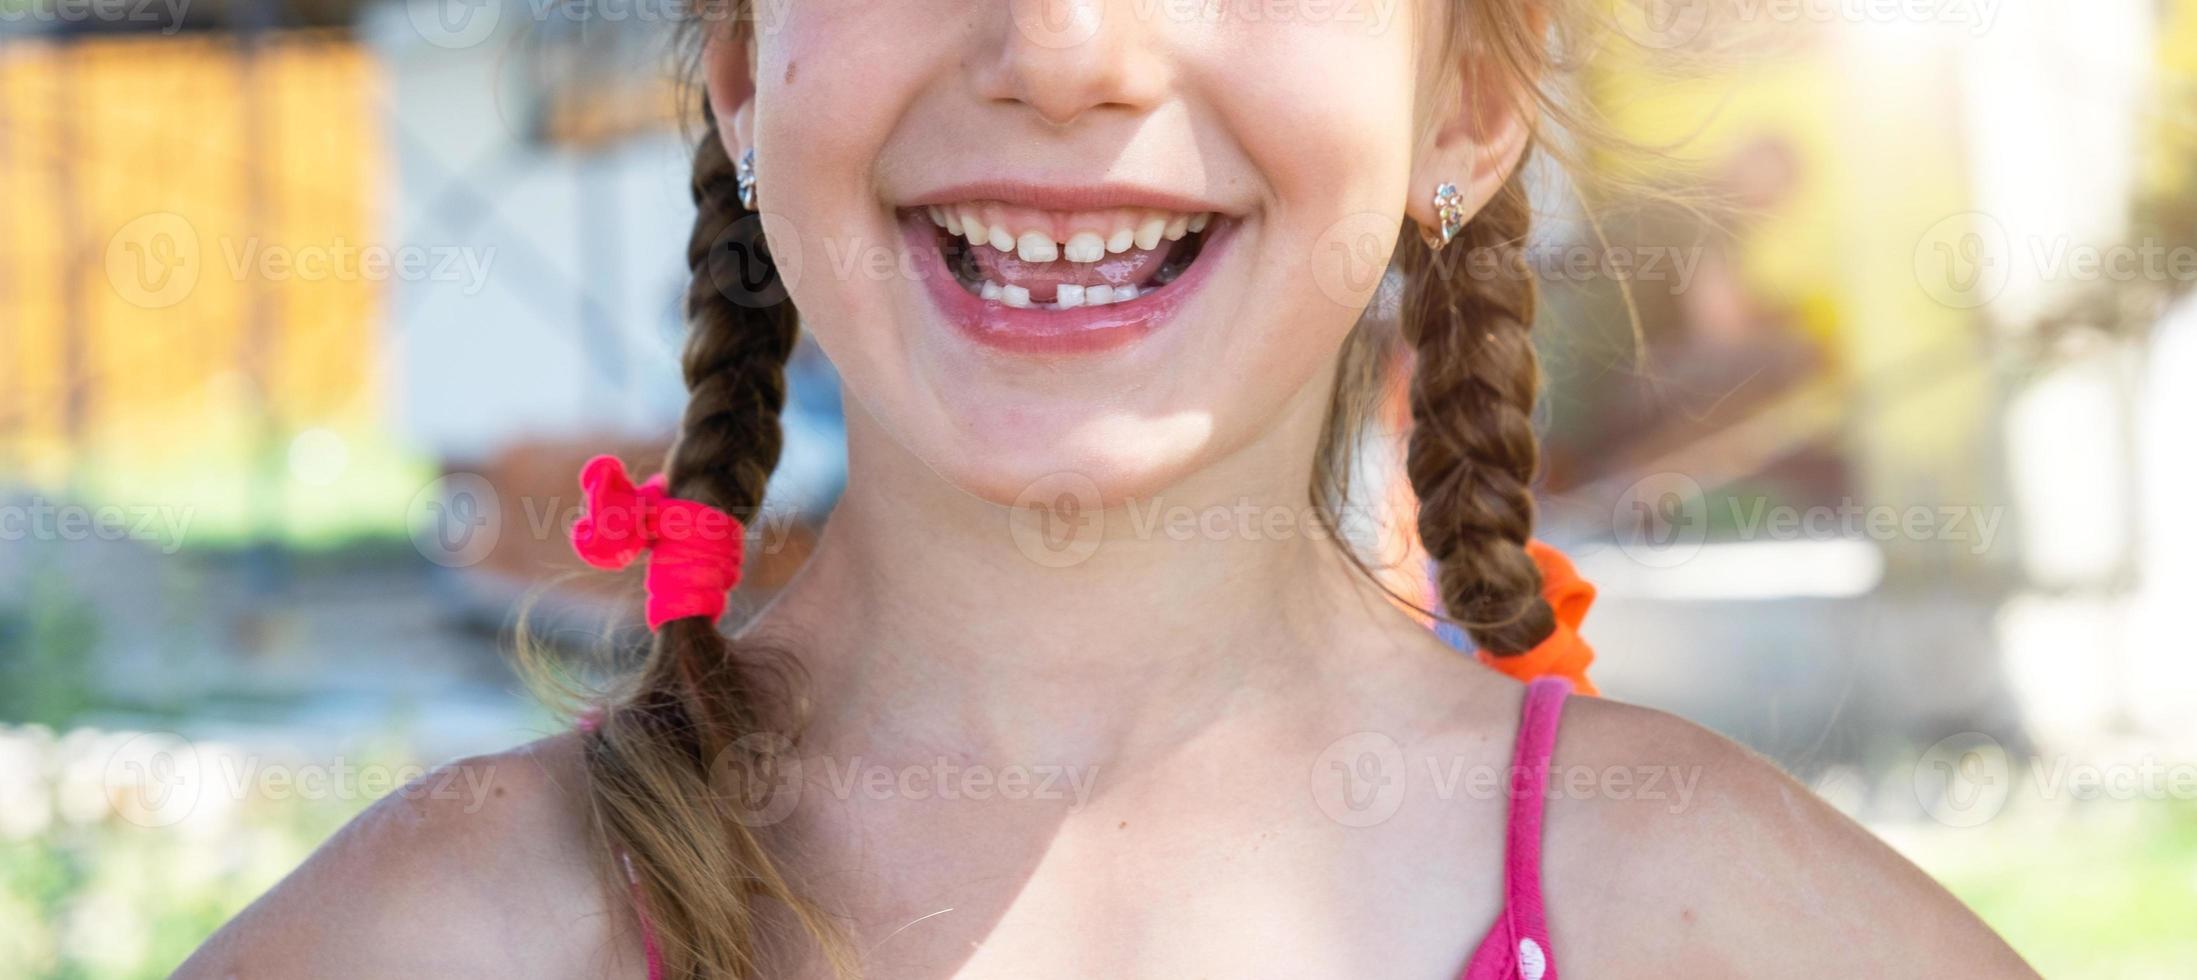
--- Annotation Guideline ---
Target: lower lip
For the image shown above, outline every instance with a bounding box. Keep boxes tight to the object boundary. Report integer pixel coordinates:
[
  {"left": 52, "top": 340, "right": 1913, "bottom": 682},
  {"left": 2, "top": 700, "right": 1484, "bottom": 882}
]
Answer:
[{"left": 902, "top": 214, "right": 1231, "bottom": 356}]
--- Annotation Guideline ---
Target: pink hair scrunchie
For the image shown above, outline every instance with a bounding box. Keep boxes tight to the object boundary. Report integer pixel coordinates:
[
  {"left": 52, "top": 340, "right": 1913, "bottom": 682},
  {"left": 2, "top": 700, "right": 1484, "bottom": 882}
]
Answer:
[{"left": 569, "top": 455, "right": 746, "bottom": 630}]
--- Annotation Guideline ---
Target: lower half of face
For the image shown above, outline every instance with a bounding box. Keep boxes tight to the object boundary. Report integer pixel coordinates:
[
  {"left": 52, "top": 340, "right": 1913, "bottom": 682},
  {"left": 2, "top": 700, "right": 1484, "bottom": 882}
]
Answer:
[{"left": 756, "top": 6, "right": 1422, "bottom": 507}]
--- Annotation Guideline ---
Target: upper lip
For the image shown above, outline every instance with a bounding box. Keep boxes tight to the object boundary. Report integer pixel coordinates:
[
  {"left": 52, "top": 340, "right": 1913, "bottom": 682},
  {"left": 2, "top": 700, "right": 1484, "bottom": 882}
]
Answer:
[{"left": 900, "top": 179, "right": 1235, "bottom": 217}]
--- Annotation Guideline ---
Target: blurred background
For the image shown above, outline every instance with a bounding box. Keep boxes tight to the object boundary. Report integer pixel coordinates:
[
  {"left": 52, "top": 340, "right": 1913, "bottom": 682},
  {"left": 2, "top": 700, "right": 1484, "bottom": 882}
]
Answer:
[{"left": 2, "top": 0, "right": 2194, "bottom": 976}]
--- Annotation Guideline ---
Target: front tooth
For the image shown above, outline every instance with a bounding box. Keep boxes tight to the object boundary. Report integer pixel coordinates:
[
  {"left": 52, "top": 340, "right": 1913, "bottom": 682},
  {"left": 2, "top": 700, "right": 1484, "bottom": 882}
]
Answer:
[
  {"left": 1105, "top": 228, "right": 1135, "bottom": 253},
  {"left": 980, "top": 280, "right": 1004, "bottom": 301},
  {"left": 1162, "top": 214, "right": 1190, "bottom": 241},
  {"left": 1064, "top": 232, "right": 1105, "bottom": 264},
  {"left": 1133, "top": 216, "right": 1166, "bottom": 251},
  {"left": 1085, "top": 284, "right": 1115, "bottom": 305},
  {"left": 963, "top": 215, "right": 989, "bottom": 249},
  {"left": 988, "top": 226, "right": 1017, "bottom": 253},
  {"left": 1055, "top": 283, "right": 1086, "bottom": 308},
  {"left": 1187, "top": 212, "right": 1210, "bottom": 233},
  {"left": 1114, "top": 284, "right": 1139, "bottom": 301},
  {"left": 1001, "top": 284, "right": 1032, "bottom": 308},
  {"left": 1016, "top": 231, "right": 1058, "bottom": 262}
]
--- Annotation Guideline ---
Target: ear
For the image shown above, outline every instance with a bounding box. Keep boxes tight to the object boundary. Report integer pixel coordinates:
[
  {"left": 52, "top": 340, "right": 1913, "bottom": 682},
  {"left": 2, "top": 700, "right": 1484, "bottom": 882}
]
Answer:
[
  {"left": 701, "top": 26, "right": 759, "bottom": 162},
  {"left": 1405, "top": 32, "right": 1542, "bottom": 239}
]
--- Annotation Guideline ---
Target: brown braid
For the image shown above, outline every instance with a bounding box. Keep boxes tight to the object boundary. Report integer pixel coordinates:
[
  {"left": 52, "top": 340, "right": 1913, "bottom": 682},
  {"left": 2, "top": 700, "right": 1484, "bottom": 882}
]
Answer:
[
  {"left": 576, "top": 99, "right": 853, "bottom": 978},
  {"left": 1396, "top": 170, "right": 1557, "bottom": 656}
]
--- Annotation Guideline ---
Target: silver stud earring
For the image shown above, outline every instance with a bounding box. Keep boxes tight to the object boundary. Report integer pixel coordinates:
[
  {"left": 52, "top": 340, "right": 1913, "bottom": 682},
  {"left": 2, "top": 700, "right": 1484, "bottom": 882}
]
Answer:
[
  {"left": 1421, "top": 181, "right": 1466, "bottom": 250},
  {"left": 735, "top": 148, "right": 759, "bottom": 211}
]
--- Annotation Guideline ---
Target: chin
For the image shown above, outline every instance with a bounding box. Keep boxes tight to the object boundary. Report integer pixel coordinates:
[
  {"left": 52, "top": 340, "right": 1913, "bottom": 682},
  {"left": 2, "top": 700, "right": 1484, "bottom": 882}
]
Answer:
[{"left": 927, "top": 410, "right": 1222, "bottom": 511}]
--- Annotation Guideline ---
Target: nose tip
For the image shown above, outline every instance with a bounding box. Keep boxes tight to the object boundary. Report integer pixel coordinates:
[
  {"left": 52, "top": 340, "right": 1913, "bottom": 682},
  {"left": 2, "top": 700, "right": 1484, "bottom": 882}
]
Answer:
[{"left": 980, "top": 0, "right": 1166, "bottom": 127}]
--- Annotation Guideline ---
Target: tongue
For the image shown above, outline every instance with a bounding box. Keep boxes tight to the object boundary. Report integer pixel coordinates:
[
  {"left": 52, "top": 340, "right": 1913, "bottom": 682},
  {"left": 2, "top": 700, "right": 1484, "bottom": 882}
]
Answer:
[{"left": 967, "top": 240, "right": 1176, "bottom": 302}]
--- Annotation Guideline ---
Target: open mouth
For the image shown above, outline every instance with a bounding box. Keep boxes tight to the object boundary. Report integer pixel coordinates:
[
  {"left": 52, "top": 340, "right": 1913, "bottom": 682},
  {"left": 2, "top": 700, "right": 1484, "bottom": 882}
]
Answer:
[{"left": 911, "top": 203, "right": 1220, "bottom": 311}]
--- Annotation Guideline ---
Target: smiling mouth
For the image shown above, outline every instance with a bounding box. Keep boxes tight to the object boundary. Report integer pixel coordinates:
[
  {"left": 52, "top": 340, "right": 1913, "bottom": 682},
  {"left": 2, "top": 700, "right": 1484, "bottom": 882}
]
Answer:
[{"left": 910, "top": 203, "right": 1218, "bottom": 310}]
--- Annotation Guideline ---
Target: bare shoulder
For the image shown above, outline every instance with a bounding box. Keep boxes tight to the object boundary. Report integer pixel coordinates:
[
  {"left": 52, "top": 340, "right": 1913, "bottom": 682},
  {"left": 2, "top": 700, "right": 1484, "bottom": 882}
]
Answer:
[
  {"left": 177, "top": 732, "right": 648, "bottom": 980},
  {"left": 1537, "top": 696, "right": 2035, "bottom": 978}
]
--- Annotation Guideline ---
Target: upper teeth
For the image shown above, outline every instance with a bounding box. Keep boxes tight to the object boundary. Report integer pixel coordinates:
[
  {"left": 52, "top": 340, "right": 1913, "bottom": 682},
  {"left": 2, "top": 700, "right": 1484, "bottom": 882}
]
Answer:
[{"left": 924, "top": 205, "right": 1214, "bottom": 260}]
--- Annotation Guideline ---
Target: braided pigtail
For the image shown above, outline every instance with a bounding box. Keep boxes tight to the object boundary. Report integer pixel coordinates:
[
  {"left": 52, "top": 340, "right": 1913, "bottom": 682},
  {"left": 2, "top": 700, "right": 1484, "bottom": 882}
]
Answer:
[
  {"left": 579, "top": 99, "right": 851, "bottom": 978},
  {"left": 1397, "top": 170, "right": 1557, "bottom": 657}
]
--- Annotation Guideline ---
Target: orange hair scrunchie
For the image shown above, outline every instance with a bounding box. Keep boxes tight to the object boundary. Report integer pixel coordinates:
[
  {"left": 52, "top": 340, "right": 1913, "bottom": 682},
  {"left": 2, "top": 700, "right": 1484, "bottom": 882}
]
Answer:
[{"left": 1474, "top": 540, "right": 1599, "bottom": 696}]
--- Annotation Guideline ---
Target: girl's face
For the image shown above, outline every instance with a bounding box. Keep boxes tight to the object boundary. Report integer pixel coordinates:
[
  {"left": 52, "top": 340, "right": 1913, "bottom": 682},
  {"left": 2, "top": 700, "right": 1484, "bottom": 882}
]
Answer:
[{"left": 719, "top": 2, "right": 1435, "bottom": 506}]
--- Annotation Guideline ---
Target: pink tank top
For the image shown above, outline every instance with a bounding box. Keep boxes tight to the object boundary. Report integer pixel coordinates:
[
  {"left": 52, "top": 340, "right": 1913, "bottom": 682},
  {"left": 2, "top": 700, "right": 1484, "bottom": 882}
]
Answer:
[
  {"left": 1457, "top": 675, "right": 1570, "bottom": 980},
  {"left": 617, "top": 676, "right": 1571, "bottom": 980}
]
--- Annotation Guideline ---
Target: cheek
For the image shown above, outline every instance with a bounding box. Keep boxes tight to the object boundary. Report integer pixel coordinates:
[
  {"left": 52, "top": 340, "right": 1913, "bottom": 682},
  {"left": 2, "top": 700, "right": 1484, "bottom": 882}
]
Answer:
[
  {"left": 747, "top": 4, "right": 937, "bottom": 436},
  {"left": 749, "top": 1, "right": 941, "bottom": 278},
  {"left": 1189, "top": 26, "right": 1417, "bottom": 416},
  {"left": 1209, "top": 19, "right": 1420, "bottom": 234},
  {"left": 1200, "top": 21, "right": 1419, "bottom": 347}
]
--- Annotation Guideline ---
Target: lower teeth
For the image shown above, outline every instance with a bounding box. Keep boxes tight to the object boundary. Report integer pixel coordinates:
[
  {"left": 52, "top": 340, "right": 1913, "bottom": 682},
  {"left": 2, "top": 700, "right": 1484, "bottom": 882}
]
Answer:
[{"left": 977, "top": 280, "right": 1143, "bottom": 310}]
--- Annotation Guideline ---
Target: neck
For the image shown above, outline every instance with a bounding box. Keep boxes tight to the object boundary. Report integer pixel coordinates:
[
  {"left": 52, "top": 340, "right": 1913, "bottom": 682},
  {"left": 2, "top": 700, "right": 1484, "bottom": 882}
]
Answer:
[{"left": 754, "top": 381, "right": 1400, "bottom": 764}]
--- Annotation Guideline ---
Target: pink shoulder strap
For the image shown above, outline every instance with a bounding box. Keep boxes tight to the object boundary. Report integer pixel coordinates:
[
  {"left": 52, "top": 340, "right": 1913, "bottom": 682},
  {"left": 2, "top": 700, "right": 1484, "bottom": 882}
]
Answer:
[
  {"left": 622, "top": 849, "right": 666, "bottom": 980},
  {"left": 1458, "top": 676, "right": 1572, "bottom": 980},
  {"left": 581, "top": 713, "right": 666, "bottom": 980}
]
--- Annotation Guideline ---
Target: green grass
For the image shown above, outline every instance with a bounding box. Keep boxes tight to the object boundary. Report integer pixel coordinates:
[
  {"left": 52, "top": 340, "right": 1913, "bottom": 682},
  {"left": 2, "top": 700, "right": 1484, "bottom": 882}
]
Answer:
[
  {"left": 0, "top": 727, "right": 384, "bottom": 980},
  {"left": 1882, "top": 799, "right": 2197, "bottom": 979}
]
